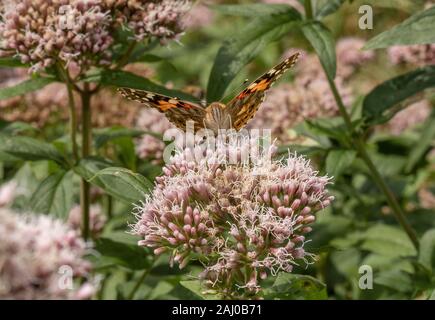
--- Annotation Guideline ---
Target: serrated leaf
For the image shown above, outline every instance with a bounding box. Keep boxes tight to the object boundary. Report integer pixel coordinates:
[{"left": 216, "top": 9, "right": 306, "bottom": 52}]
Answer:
[
  {"left": 364, "top": 6, "right": 435, "bottom": 49},
  {"left": 89, "top": 167, "right": 153, "bottom": 203},
  {"left": 362, "top": 66, "right": 435, "bottom": 124},
  {"left": 206, "top": 6, "right": 302, "bottom": 102},
  {"left": 0, "top": 77, "right": 55, "bottom": 100},
  {"left": 30, "top": 170, "right": 74, "bottom": 219},
  {"left": 0, "top": 134, "right": 66, "bottom": 166},
  {"left": 326, "top": 149, "right": 356, "bottom": 178},
  {"left": 86, "top": 69, "right": 198, "bottom": 102},
  {"left": 301, "top": 21, "right": 336, "bottom": 80},
  {"left": 264, "top": 273, "right": 327, "bottom": 300}
]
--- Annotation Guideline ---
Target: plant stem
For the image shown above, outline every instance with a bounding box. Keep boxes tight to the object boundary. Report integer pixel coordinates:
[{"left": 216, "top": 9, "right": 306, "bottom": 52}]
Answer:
[
  {"left": 127, "top": 263, "right": 154, "bottom": 300},
  {"left": 325, "top": 74, "right": 419, "bottom": 249},
  {"left": 80, "top": 84, "right": 92, "bottom": 240},
  {"left": 57, "top": 64, "right": 79, "bottom": 162},
  {"left": 115, "top": 42, "right": 137, "bottom": 69},
  {"left": 304, "top": 0, "right": 313, "bottom": 19}
]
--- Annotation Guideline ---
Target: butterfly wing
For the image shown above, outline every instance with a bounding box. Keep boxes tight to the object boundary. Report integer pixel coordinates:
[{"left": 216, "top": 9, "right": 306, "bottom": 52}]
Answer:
[
  {"left": 118, "top": 87, "right": 207, "bottom": 131},
  {"left": 226, "top": 52, "right": 300, "bottom": 131}
]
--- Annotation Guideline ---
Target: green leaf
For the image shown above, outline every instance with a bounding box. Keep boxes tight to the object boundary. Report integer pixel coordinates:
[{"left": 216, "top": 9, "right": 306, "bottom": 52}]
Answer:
[
  {"left": 179, "top": 280, "right": 219, "bottom": 300},
  {"left": 315, "top": 0, "right": 346, "bottom": 19},
  {"left": 30, "top": 170, "right": 74, "bottom": 219},
  {"left": 94, "top": 127, "right": 145, "bottom": 149},
  {"left": 264, "top": 273, "right": 327, "bottom": 300},
  {"left": 0, "top": 134, "right": 66, "bottom": 166},
  {"left": 95, "top": 236, "right": 151, "bottom": 270},
  {"left": 364, "top": 6, "right": 435, "bottom": 49},
  {"left": 0, "top": 77, "right": 55, "bottom": 100},
  {"left": 74, "top": 156, "right": 115, "bottom": 181},
  {"left": 0, "top": 57, "right": 26, "bottom": 67},
  {"left": 212, "top": 3, "right": 292, "bottom": 16},
  {"left": 206, "top": 6, "right": 302, "bottom": 102},
  {"left": 374, "top": 269, "right": 413, "bottom": 293},
  {"left": 89, "top": 167, "right": 153, "bottom": 203},
  {"left": 0, "top": 120, "right": 38, "bottom": 135},
  {"left": 86, "top": 69, "right": 198, "bottom": 102},
  {"left": 405, "top": 110, "right": 435, "bottom": 173},
  {"left": 326, "top": 149, "right": 356, "bottom": 178},
  {"left": 419, "top": 229, "right": 435, "bottom": 272},
  {"left": 362, "top": 224, "right": 417, "bottom": 258},
  {"left": 363, "top": 66, "right": 435, "bottom": 124},
  {"left": 301, "top": 21, "right": 336, "bottom": 80}
]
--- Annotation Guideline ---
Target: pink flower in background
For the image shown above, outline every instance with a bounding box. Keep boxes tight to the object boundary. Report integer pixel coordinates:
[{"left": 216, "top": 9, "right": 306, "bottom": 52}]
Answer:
[
  {"left": 336, "top": 37, "right": 375, "bottom": 79},
  {"left": 0, "top": 0, "right": 113, "bottom": 73},
  {"left": 109, "top": 0, "right": 191, "bottom": 41},
  {"left": 132, "top": 142, "right": 333, "bottom": 297},
  {"left": 0, "top": 209, "right": 94, "bottom": 299},
  {"left": 183, "top": 2, "right": 215, "bottom": 29},
  {"left": 0, "top": 181, "right": 18, "bottom": 207},
  {"left": 68, "top": 204, "right": 106, "bottom": 237},
  {"left": 262, "top": 0, "right": 304, "bottom": 13},
  {"left": 388, "top": 44, "right": 435, "bottom": 66},
  {"left": 0, "top": 0, "right": 191, "bottom": 73},
  {"left": 381, "top": 100, "right": 432, "bottom": 136},
  {"left": 135, "top": 109, "right": 174, "bottom": 163}
]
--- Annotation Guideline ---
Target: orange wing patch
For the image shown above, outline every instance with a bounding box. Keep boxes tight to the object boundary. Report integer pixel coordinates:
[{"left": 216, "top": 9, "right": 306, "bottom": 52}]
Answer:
[
  {"left": 249, "top": 79, "right": 270, "bottom": 92},
  {"left": 158, "top": 100, "right": 177, "bottom": 111}
]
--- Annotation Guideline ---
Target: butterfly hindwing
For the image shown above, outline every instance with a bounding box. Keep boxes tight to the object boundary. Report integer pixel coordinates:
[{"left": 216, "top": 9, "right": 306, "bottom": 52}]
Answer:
[
  {"left": 226, "top": 52, "right": 301, "bottom": 131},
  {"left": 118, "top": 87, "right": 206, "bottom": 130}
]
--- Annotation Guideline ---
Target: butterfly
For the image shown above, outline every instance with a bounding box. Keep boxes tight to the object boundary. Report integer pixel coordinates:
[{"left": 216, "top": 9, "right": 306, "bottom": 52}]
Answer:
[{"left": 118, "top": 52, "right": 300, "bottom": 135}]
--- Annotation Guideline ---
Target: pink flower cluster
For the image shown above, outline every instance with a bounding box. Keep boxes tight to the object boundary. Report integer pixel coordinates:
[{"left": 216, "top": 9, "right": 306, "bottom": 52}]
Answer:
[
  {"left": 135, "top": 108, "right": 174, "bottom": 163},
  {"left": 132, "top": 143, "right": 333, "bottom": 297},
  {"left": 68, "top": 204, "right": 106, "bottom": 237},
  {"left": 388, "top": 44, "right": 435, "bottom": 66},
  {"left": 0, "top": 209, "right": 94, "bottom": 299},
  {"left": 0, "top": 0, "right": 191, "bottom": 73},
  {"left": 108, "top": 0, "right": 191, "bottom": 41},
  {"left": 381, "top": 100, "right": 432, "bottom": 136}
]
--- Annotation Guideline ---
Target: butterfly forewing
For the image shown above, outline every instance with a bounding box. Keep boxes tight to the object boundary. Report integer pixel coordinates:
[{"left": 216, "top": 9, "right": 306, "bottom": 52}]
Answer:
[
  {"left": 226, "top": 52, "right": 301, "bottom": 131},
  {"left": 118, "top": 87, "right": 207, "bottom": 131}
]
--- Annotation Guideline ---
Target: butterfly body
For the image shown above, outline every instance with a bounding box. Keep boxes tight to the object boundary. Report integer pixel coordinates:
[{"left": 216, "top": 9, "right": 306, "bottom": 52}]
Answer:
[
  {"left": 119, "top": 52, "right": 300, "bottom": 134},
  {"left": 204, "top": 102, "right": 232, "bottom": 134}
]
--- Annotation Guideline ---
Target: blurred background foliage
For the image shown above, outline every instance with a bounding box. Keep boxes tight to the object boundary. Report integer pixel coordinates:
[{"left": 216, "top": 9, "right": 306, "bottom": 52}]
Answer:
[{"left": 1, "top": 0, "right": 435, "bottom": 300}]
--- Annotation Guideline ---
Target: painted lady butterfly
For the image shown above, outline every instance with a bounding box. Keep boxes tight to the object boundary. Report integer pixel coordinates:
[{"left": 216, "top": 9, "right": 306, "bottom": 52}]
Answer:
[{"left": 119, "top": 52, "right": 300, "bottom": 134}]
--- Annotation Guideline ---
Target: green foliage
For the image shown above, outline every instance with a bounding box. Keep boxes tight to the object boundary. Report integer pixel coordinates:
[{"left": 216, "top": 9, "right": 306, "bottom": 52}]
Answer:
[
  {"left": 263, "top": 273, "right": 328, "bottom": 300},
  {"left": 86, "top": 69, "right": 198, "bottom": 102},
  {"left": 207, "top": 5, "right": 302, "bottom": 102},
  {"left": 0, "top": 134, "right": 67, "bottom": 166},
  {"left": 1, "top": 0, "right": 435, "bottom": 301},
  {"left": 0, "top": 77, "right": 56, "bottom": 100},
  {"left": 30, "top": 170, "right": 74, "bottom": 219},
  {"left": 363, "top": 66, "right": 435, "bottom": 124},
  {"left": 95, "top": 233, "right": 152, "bottom": 270},
  {"left": 301, "top": 21, "right": 336, "bottom": 79},
  {"left": 88, "top": 167, "right": 152, "bottom": 203},
  {"left": 365, "top": 6, "right": 435, "bottom": 49}
]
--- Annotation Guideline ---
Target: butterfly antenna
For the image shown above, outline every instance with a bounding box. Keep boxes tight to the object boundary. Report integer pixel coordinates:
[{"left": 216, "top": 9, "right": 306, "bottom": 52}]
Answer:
[{"left": 219, "top": 78, "right": 250, "bottom": 103}]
